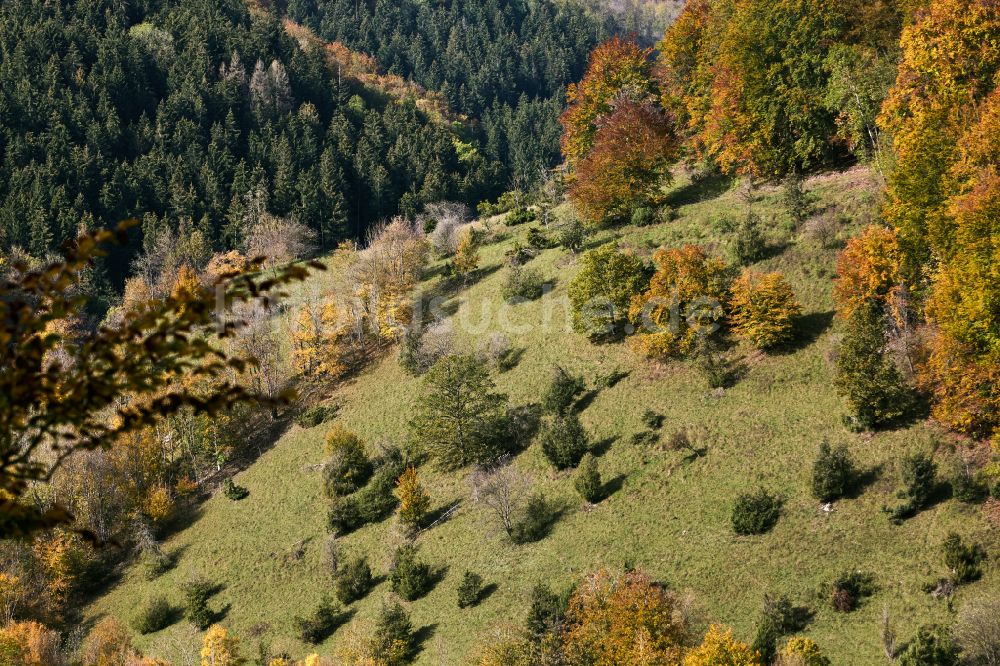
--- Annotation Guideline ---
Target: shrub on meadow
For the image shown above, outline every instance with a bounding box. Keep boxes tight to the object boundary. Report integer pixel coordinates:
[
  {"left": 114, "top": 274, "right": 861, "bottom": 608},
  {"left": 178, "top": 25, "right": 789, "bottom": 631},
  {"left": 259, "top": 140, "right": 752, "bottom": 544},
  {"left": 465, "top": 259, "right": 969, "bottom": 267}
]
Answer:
[{"left": 732, "top": 489, "right": 782, "bottom": 535}]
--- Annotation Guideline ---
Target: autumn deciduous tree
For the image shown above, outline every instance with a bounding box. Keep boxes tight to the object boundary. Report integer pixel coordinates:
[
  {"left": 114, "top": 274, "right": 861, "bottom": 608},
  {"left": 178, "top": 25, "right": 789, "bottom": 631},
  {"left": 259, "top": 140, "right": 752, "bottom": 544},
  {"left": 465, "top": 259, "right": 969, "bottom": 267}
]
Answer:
[
  {"left": 0, "top": 620, "right": 62, "bottom": 666},
  {"left": 879, "top": 0, "right": 1000, "bottom": 279},
  {"left": 395, "top": 467, "right": 431, "bottom": 530},
  {"left": 0, "top": 221, "right": 317, "bottom": 539},
  {"left": 728, "top": 270, "right": 801, "bottom": 349},
  {"left": 562, "top": 569, "right": 690, "bottom": 665},
  {"left": 834, "top": 225, "right": 904, "bottom": 321},
  {"left": 452, "top": 228, "right": 480, "bottom": 279},
  {"left": 684, "top": 624, "right": 760, "bottom": 666},
  {"left": 569, "top": 100, "right": 679, "bottom": 226},
  {"left": 703, "top": 0, "right": 845, "bottom": 177},
  {"left": 201, "top": 625, "right": 245, "bottom": 666},
  {"left": 628, "top": 245, "right": 729, "bottom": 359},
  {"left": 560, "top": 37, "right": 656, "bottom": 165}
]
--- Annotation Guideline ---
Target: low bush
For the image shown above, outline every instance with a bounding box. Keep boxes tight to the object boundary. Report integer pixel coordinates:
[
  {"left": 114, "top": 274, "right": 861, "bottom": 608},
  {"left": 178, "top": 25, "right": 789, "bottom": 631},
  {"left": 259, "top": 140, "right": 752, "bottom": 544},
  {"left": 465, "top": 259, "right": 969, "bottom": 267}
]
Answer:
[
  {"left": 296, "top": 404, "right": 337, "bottom": 428},
  {"left": 540, "top": 414, "right": 589, "bottom": 470},
  {"left": 457, "top": 571, "right": 485, "bottom": 608},
  {"left": 732, "top": 489, "right": 782, "bottom": 535},
  {"left": 511, "top": 494, "right": 551, "bottom": 544},
  {"left": 641, "top": 410, "right": 664, "bottom": 430},
  {"left": 898, "top": 625, "right": 960, "bottom": 666},
  {"left": 811, "top": 441, "right": 856, "bottom": 502},
  {"left": 370, "top": 602, "right": 417, "bottom": 665},
  {"left": 223, "top": 478, "right": 249, "bottom": 501},
  {"left": 293, "top": 596, "right": 345, "bottom": 644},
  {"left": 390, "top": 544, "right": 433, "bottom": 601},
  {"left": 732, "top": 210, "right": 767, "bottom": 265},
  {"left": 182, "top": 577, "right": 216, "bottom": 630},
  {"left": 334, "top": 555, "right": 373, "bottom": 605},
  {"left": 501, "top": 265, "right": 545, "bottom": 302},
  {"left": 541, "top": 366, "right": 585, "bottom": 415},
  {"left": 887, "top": 453, "right": 938, "bottom": 523},
  {"left": 526, "top": 226, "right": 552, "bottom": 249},
  {"left": 133, "top": 596, "right": 173, "bottom": 634},
  {"left": 323, "top": 426, "right": 372, "bottom": 497},
  {"left": 506, "top": 207, "right": 536, "bottom": 226},
  {"left": 327, "top": 495, "right": 364, "bottom": 536},
  {"left": 950, "top": 466, "right": 989, "bottom": 504},
  {"left": 574, "top": 453, "right": 602, "bottom": 503},
  {"left": 827, "top": 571, "right": 876, "bottom": 612},
  {"left": 631, "top": 206, "right": 656, "bottom": 227},
  {"left": 556, "top": 219, "right": 585, "bottom": 253},
  {"left": 942, "top": 533, "right": 986, "bottom": 584}
]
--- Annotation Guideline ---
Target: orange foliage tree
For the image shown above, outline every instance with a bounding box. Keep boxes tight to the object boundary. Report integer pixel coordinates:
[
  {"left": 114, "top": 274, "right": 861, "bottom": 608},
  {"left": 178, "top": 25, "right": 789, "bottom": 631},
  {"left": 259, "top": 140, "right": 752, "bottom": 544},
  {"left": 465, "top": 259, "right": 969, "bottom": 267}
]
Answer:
[
  {"left": 561, "top": 569, "right": 690, "bottom": 665},
  {"left": 569, "top": 100, "right": 680, "bottom": 226},
  {"left": 833, "top": 225, "right": 904, "bottom": 320},
  {"left": 728, "top": 270, "right": 801, "bottom": 349},
  {"left": 879, "top": 0, "right": 1000, "bottom": 279},
  {"left": 628, "top": 245, "right": 729, "bottom": 359},
  {"left": 560, "top": 37, "right": 656, "bottom": 165}
]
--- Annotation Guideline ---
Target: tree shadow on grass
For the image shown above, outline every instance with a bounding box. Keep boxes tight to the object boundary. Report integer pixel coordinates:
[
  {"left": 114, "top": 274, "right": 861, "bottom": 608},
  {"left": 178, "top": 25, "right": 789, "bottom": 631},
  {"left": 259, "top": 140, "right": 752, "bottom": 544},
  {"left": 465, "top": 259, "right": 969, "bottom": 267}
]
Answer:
[
  {"left": 575, "top": 387, "right": 602, "bottom": 412},
  {"left": 775, "top": 310, "right": 835, "bottom": 355},
  {"left": 413, "top": 623, "right": 438, "bottom": 654},
  {"left": 663, "top": 171, "right": 734, "bottom": 207},
  {"left": 844, "top": 464, "right": 883, "bottom": 500},
  {"left": 474, "top": 583, "right": 499, "bottom": 605},
  {"left": 422, "top": 501, "right": 461, "bottom": 530},
  {"left": 599, "top": 474, "right": 627, "bottom": 501},
  {"left": 590, "top": 435, "right": 618, "bottom": 457}
]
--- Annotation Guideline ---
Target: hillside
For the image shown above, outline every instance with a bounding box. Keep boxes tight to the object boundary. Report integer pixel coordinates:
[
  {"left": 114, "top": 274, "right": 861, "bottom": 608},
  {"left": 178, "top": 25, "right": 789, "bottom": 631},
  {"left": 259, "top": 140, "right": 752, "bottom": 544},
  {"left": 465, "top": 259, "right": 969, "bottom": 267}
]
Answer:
[{"left": 86, "top": 166, "right": 1000, "bottom": 665}]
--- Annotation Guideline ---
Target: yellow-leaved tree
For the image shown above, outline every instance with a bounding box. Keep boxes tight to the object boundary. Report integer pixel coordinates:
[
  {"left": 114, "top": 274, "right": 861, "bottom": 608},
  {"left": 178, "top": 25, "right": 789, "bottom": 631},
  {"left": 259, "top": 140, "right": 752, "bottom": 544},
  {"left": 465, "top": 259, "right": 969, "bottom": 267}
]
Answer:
[
  {"left": 395, "top": 467, "right": 431, "bottom": 530},
  {"left": 728, "top": 270, "right": 801, "bottom": 350},
  {"left": 201, "top": 625, "right": 244, "bottom": 666},
  {"left": 684, "top": 624, "right": 760, "bottom": 666}
]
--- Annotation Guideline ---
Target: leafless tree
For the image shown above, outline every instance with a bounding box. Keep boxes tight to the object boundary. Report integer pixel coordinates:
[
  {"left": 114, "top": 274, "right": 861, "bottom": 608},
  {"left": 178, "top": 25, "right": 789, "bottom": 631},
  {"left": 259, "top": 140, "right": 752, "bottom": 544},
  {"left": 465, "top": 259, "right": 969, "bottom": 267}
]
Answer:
[
  {"left": 241, "top": 186, "right": 317, "bottom": 267},
  {"left": 470, "top": 460, "right": 531, "bottom": 538},
  {"left": 880, "top": 605, "right": 897, "bottom": 661},
  {"left": 422, "top": 202, "right": 473, "bottom": 256},
  {"left": 955, "top": 598, "right": 1000, "bottom": 666}
]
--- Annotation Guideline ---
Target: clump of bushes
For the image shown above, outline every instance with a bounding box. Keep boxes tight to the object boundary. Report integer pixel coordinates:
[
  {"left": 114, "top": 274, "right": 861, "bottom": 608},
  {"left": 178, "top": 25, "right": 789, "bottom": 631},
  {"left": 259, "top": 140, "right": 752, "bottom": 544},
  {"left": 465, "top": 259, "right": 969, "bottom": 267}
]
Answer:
[
  {"left": 949, "top": 464, "right": 989, "bottom": 504},
  {"left": 296, "top": 404, "right": 337, "bottom": 428},
  {"left": 334, "top": 555, "right": 374, "bottom": 604},
  {"left": 555, "top": 219, "right": 585, "bottom": 253},
  {"left": 457, "top": 571, "right": 485, "bottom": 608},
  {"left": 540, "top": 413, "right": 589, "bottom": 470},
  {"left": 732, "top": 488, "right": 782, "bottom": 535},
  {"left": 511, "top": 494, "right": 552, "bottom": 544},
  {"left": 897, "top": 625, "right": 959, "bottom": 666},
  {"left": 390, "top": 544, "right": 434, "bottom": 601},
  {"left": 323, "top": 426, "right": 373, "bottom": 497},
  {"left": 574, "top": 453, "right": 602, "bottom": 503},
  {"left": 133, "top": 595, "right": 173, "bottom": 634},
  {"left": 506, "top": 207, "right": 536, "bottom": 226},
  {"left": 886, "top": 452, "right": 938, "bottom": 523},
  {"left": 327, "top": 451, "right": 406, "bottom": 536},
  {"left": 293, "top": 596, "right": 345, "bottom": 644},
  {"left": 526, "top": 226, "right": 552, "bottom": 250},
  {"left": 728, "top": 270, "right": 801, "bottom": 349},
  {"left": 811, "top": 441, "right": 856, "bottom": 502},
  {"left": 223, "top": 478, "right": 249, "bottom": 500},
  {"left": 631, "top": 206, "right": 656, "bottom": 227},
  {"left": 826, "top": 570, "right": 876, "bottom": 612},
  {"left": 501, "top": 264, "right": 546, "bottom": 302},
  {"left": 942, "top": 533, "right": 986, "bottom": 584},
  {"left": 182, "top": 576, "right": 216, "bottom": 629},
  {"left": 541, "top": 366, "right": 586, "bottom": 415}
]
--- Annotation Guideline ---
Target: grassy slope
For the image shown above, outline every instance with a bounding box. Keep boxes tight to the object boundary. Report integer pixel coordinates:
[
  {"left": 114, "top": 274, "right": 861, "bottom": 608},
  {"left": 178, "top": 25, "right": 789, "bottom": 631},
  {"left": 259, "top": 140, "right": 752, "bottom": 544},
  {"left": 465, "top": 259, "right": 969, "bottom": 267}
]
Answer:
[{"left": 88, "top": 167, "right": 999, "bottom": 665}]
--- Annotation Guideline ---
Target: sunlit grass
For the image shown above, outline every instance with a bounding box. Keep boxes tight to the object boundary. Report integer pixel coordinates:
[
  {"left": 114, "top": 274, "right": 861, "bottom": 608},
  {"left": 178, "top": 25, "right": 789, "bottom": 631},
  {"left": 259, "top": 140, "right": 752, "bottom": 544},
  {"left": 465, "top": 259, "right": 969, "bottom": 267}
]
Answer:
[{"left": 88, "top": 167, "right": 998, "bottom": 665}]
